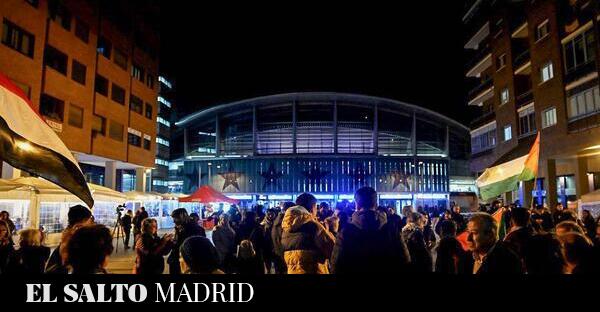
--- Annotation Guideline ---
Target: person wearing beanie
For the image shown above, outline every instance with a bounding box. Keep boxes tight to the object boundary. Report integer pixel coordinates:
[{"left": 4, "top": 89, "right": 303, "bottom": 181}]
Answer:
[
  {"left": 45, "top": 205, "right": 93, "bottom": 274},
  {"left": 168, "top": 208, "right": 206, "bottom": 274},
  {"left": 179, "top": 236, "right": 224, "bottom": 274}
]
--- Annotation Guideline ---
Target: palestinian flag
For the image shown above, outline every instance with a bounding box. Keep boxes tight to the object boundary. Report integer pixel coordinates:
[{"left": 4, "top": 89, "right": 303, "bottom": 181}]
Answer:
[
  {"left": 476, "top": 132, "right": 540, "bottom": 201},
  {"left": 0, "top": 72, "right": 93, "bottom": 208}
]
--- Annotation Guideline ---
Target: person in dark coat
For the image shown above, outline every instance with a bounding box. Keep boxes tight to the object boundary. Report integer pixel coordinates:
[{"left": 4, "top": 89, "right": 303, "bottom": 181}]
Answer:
[
  {"left": 0, "top": 211, "right": 16, "bottom": 236},
  {"left": 180, "top": 236, "right": 224, "bottom": 274},
  {"left": 435, "top": 210, "right": 453, "bottom": 236},
  {"left": 331, "top": 187, "right": 411, "bottom": 274},
  {"left": 558, "top": 232, "right": 597, "bottom": 274},
  {"left": 450, "top": 205, "right": 466, "bottom": 233},
  {"left": 581, "top": 210, "right": 597, "bottom": 240},
  {"left": 6, "top": 229, "right": 50, "bottom": 274},
  {"left": 0, "top": 220, "right": 15, "bottom": 274},
  {"left": 121, "top": 209, "right": 133, "bottom": 249},
  {"left": 435, "top": 220, "right": 467, "bottom": 274},
  {"left": 503, "top": 207, "right": 533, "bottom": 264},
  {"left": 64, "top": 224, "right": 113, "bottom": 274},
  {"left": 552, "top": 203, "right": 568, "bottom": 225},
  {"left": 234, "top": 211, "right": 265, "bottom": 272},
  {"left": 523, "top": 233, "right": 564, "bottom": 274},
  {"left": 45, "top": 205, "right": 93, "bottom": 274},
  {"left": 134, "top": 218, "right": 174, "bottom": 274},
  {"left": 167, "top": 208, "right": 206, "bottom": 274},
  {"left": 402, "top": 212, "right": 433, "bottom": 273},
  {"left": 271, "top": 202, "right": 293, "bottom": 274},
  {"left": 530, "top": 205, "right": 553, "bottom": 233},
  {"left": 464, "top": 213, "right": 523, "bottom": 274}
]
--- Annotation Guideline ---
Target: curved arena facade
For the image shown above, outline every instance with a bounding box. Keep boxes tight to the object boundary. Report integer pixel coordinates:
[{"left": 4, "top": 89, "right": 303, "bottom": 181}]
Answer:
[{"left": 175, "top": 93, "right": 471, "bottom": 209}]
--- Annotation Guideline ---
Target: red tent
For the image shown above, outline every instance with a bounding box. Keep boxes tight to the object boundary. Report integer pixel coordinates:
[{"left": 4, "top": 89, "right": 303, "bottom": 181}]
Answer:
[{"left": 178, "top": 185, "right": 240, "bottom": 204}]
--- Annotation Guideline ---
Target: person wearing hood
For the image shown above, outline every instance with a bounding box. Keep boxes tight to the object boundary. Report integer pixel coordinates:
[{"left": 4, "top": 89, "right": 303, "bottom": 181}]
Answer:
[
  {"left": 331, "top": 187, "right": 411, "bottom": 274},
  {"left": 402, "top": 212, "right": 433, "bottom": 273},
  {"left": 281, "top": 193, "right": 335, "bottom": 274},
  {"left": 271, "top": 201, "right": 294, "bottom": 274}
]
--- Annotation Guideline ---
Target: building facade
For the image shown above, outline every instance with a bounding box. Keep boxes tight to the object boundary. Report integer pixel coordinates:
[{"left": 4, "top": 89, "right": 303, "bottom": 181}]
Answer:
[
  {"left": 150, "top": 74, "right": 174, "bottom": 193},
  {"left": 0, "top": 0, "right": 159, "bottom": 192},
  {"left": 465, "top": 0, "right": 600, "bottom": 207},
  {"left": 176, "top": 93, "right": 471, "bottom": 210}
]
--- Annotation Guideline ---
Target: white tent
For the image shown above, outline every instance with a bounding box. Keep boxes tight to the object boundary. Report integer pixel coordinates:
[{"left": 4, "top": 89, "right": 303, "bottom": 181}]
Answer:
[
  {"left": 579, "top": 189, "right": 600, "bottom": 219},
  {"left": 0, "top": 177, "right": 126, "bottom": 245}
]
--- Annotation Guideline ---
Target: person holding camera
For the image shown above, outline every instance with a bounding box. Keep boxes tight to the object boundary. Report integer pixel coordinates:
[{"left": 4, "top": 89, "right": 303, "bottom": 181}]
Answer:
[{"left": 121, "top": 209, "right": 133, "bottom": 249}]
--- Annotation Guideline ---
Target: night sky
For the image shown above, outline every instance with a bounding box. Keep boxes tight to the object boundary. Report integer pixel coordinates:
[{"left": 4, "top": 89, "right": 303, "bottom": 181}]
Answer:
[{"left": 160, "top": 2, "right": 475, "bottom": 125}]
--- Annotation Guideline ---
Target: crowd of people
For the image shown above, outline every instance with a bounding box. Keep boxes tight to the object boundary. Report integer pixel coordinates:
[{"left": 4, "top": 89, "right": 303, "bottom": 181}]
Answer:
[{"left": 0, "top": 187, "right": 599, "bottom": 274}]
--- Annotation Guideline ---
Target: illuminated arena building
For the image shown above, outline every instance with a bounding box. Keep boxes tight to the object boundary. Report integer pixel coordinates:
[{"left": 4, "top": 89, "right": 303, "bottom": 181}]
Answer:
[{"left": 175, "top": 93, "right": 473, "bottom": 210}]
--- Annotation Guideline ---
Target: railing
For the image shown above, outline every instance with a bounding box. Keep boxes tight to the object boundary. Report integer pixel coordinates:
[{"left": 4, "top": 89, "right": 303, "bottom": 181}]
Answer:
[
  {"left": 513, "top": 49, "right": 530, "bottom": 69},
  {"left": 465, "top": 42, "right": 491, "bottom": 73},
  {"left": 468, "top": 77, "right": 493, "bottom": 100},
  {"left": 564, "top": 60, "right": 597, "bottom": 84},
  {"left": 470, "top": 110, "right": 495, "bottom": 129},
  {"left": 516, "top": 90, "right": 533, "bottom": 107}
]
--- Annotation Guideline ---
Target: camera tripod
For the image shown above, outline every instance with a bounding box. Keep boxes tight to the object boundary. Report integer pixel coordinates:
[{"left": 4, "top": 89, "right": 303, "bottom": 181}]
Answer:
[{"left": 112, "top": 210, "right": 123, "bottom": 254}]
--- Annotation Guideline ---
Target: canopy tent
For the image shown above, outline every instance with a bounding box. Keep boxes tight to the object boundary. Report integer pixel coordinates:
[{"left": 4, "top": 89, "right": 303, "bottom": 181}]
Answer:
[
  {"left": 579, "top": 189, "right": 600, "bottom": 219},
  {"left": 124, "top": 191, "right": 163, "bottom": 202},
  {"left": 581, "top": 189, "right": 600, "bottom": 203},
  {"left": 179, "top": 185, "right": 240, "bottom": 204}
]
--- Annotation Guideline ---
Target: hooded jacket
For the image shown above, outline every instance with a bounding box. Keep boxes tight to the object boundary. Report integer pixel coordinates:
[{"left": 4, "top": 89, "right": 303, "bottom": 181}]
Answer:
[
  {"left": 280, "top": 205, "right": 335, "bottom": 274},
  {"left": 331, "top": 209, "right": 411, "bottom": 274}
]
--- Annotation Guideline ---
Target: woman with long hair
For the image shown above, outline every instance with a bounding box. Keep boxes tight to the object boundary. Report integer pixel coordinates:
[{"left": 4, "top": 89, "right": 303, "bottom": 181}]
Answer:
[
  {"left": 6, "top": 228, "right": 50, "bottom": 274},
  {"left": 0, "top": 220, "right": 15, "bottom": 274},
  {"left": 134, "top": 218, "right": 174, "bottom": 274}
]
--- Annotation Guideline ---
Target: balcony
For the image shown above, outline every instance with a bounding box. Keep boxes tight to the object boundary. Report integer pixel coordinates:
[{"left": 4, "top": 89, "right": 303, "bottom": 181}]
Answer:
[
  {"left": 470, "top": 110, "right": 496, "bottom": 130},
  {"left": 468, "top": 77, "right": 493, "bottom": 100},
  {"left": 513, "top": 49, "right": 530, "bottom": 69},
  {"left": 564, "top": 60, "right": 597, "bottom": 85},
  {"left": 465, "top": 43, "right": 492, "bottom": 77},
  {"left": 515, "top": 90, "right": 533, "bottom": 108}
]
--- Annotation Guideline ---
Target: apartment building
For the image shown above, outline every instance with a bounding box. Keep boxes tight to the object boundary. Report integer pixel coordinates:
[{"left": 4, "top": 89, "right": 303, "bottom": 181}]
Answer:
[{"left": 0, "top": 0, "right": 159, "bottom": 192}]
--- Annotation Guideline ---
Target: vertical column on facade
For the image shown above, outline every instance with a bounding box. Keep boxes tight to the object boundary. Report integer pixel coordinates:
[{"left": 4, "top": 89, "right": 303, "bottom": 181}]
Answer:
[
  {"left": 135, "top": 167, "right": 147, "bottom": 192},
  {"left": 521, "top": 180, "right": 534, "bottom": 208},
  {"left": 292, "top": 101, "right": 297, "bottom": 154},
  {"left": 333, "top": 101, "right": 338, "bottom": 153},
  {"left": 544, "top": 158, "right": 558, "bottom": 211},
  {"left": 574, "top": 156, "right": 590, "bottom": 199},
  {"left": 252, "top": 105, "right": 257, "bottom": 156},
  {"left": 372, "top": 104, "right": 378, "bottom": 191},
  {"left": 215, "top": 115, "right": 220, "bottom": 157},
  {"left": 503, "top": 191, "right": 513, "bottom": 205},
  {"left": 411, "top": 112, "right": 417, "bottom": 196},
  {"left": 104, "top": 161, "right": 118, "bottom": 190},
  {"left": 183, "top": 127, "right": 188, "bottom": 158}
]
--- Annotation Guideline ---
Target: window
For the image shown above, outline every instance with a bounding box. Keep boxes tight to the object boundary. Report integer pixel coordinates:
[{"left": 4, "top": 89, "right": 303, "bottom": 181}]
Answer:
[
  {"left": 111, "top": 83, "right": 125, "bottom": 105},
  {"left": 43, "top": 45, "right": 67, "bottom": 75},
  {"left": 536, "top": 20, "right": 549, "bottom": 41},
  {"left": 2, "top": 19, "right": 34, "bottom": 57},
  {"left": 68, "top": 104, "right": 83, "bottom": 128},
  {"left": 40, "top": 93, "right": 64, "bottom": 122},
  {"left": 155, "top": 158, "right": 169, "bottom": 166},
  {"left": 48, "top": 0, "right": 71, "bottom": 31},
  {"left": 563, "top": 28, "right": 595, "bottom": 74},
  {"left": 567, "top": 85, "right": 600, "bottom": 120},
  {"left": 504, "top": 125, "right": 512, "bottom": 141},
  {"left": 113, "top": 49, "right": 128, "bottom": 70},
  {"left": 157, "top": 96, "right": 171, "bottom": 108},
  {"left": 156, "top": 137, "right": 169, "bottom": 147},
  {"left": 92, "top": 115, "right": 106, "bottom": 136},
  {"left": 146, "top": 73, "right": 154, "bottom": 89},
  {"left": 159, "top": 76, "right": 172, "bottom": 89},
  {"left": 74, "top": 19, "right": 89, "bottom": 43},
  {"left": 71, "top": 59, "right": 86, "bottom": 85},
  {"left": 542, "top": 107, "right": 557, "bottom": 128},
  {"left": 157, "top": 116, "right": 170, "bottom": 127},
  {"left": 496, "top": 53, "right": 506, "bottom": 70},
  {"left": 143, "top": 134, "right": 151, "bottom": 150},
  {"left": 109, "top": 121, "right": 124, "bottom": 141},
  {"left": 94, "top": 74, "right": 108, "bottom": 96},
  {"left": 129, "top": 95, "right": 143, "bottom": 114},
  {"left": 540, "top": 61, "right": 554, "bottom": 83},
  {"left": 131, "top": 64, "right": 144, "bottom": 82},
  {"left": 518, "top": 105, "right": 536, "bottom": 137},
  {"left": 470, "top": 122, "right": 497, "bottom": 154},
  {"left": 127, "top": 128, "right": 141, "bottom": 147},
  {"left": 500, "top": 88, "right": 509, "bottom": 104},
  {"left": 145, "top": 103, "right": 153, "bottom": 119},
  {"left": 97, "top": 36, "right": 111, "bottom": 59}
]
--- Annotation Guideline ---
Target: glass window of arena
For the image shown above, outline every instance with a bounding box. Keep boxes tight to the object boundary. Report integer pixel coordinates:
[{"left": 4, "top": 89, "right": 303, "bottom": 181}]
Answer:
[
  {"left": 296, "top": 102, "right": 334, "bottom": 153},
  {"left": 337, "top": 102, "right": 374, "bottom": 153},
  {"left": 218, "top": 109, "right": 254, "bottom": 156},
  {"left": 256, "top": 103, "right": 294, "bottom": 154},
  {"left": 377, "top": 107, "right": 413, "bottom": 155},
  {"left": 187, "top": 120, "right": 216, "bottom": 156}
]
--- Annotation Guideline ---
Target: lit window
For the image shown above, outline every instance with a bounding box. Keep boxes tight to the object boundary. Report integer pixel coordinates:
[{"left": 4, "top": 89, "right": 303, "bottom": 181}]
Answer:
[
  {"left": 155, "top": 158, "right": 169, "bottom": 166},
  {"left": 158, "top": 96, "right": 171, "bottom": 108},
  {"left": 504, "top": 125, "right": 512, "bottom": 141},
  {"left": 496, "top": 54, "right": 506, "bottom": 70},
  {"left": 157, "top": 116, "right": 170, "bottom": 127},
  {"left": 500, "top": 88, "right": 509, "bottom": 104},
  {"left": 536, "top": 20, "right": 549, "bottom": 41},
  {"left": 541, "top": 61, "right": 554, "bottom": 83},
  {"left": 542, "top": 107, "right": 557, "bottom": 128},
  {"left": 159, "top": 76, "right": 172, "bottom": 89},
  {"left": 156, "top": 137, "right": 170, "bottom": 147}
]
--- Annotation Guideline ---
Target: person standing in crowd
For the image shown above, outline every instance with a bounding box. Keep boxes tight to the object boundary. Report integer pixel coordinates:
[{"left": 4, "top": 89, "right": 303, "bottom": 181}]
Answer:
[
  {"left": 0, "top": 211, "right": 16, "bottom": 236},
  {"left": 139, "top": 206, "right": 149, "bottom": 221},
  {"left": 435, "top": 220, "right": 467, "bottom": 274},
  {"left": 317, "top": 202, "right": 333, "bottom": 222},
  {"left": 227, "top": 205, "right": 242, "bottom": 230},
  {"left": 6, "top": 229, "right": 50, "bottom": 274},
  {"left": 332, "top": 187, "right": 411, "bottom": 274},
  {"left": 530, "top": 204, "right": 554, "bottom": 233},
  {"left": 581, "top": 210, "right": 597, "bottom": 240},
  {"left": 558, "top": 232, "right": 596, "bottom": 274},
  {"left": 451, "top": 205, "right": 466, "bottom": 233},
  {"left": 212, "top": 214, "right": 236, "bottom": 273},
  {"left": 324, "top": 209, "right": 340, "bottom": 238},
  {"left": 402, "top": 212, "right": 433, "bottom": 273},
  {"left": 421, "top": 212, "right": 436, "bottom": 250},
  {"left": 271, "top": 201, "right": 294, "bottom": 274},
  {"left": 555, "top": 220, "right": 585, "bottom": 237},
  {"left": 189, "top": 213, "right": 201, "bottom": 225},
  {"left": 399, "top": 205, "right": 413, "bottom": 230},
  {"left": 179, "top": 236, "right": 224, "bottom": 274},
  {"left": 552, "top": 203, "right": 567, "bottom": 225},
  {"left": 435, "top": 210, "right": 453, "bottom": 236},
  {"left": 121, "top": 209, "right": 133, "bottom": 249},
  {"left": 523, "top": 233, "right": 564, "bottom": 274},
  {"left": 234, "top": 211, "right": 265, "bottom": 272},
  {"left": 0, "top": 220, "right": 14, "bottom": 274},
  {"left": 385, "top": 206, "right": 402, "bottom": 235},
  {"left": 235, "top": 239, "right": 265, "bottom": 274},
  {"left": 261, "top": 208, "right": 278, "bottom": 273},
  {"left": 281, "top": 193, "right": 335, "bottom": 274},
  {"left": 65, "top": 224, "right": 114, "bottom": 274},
  {"left": 465, "top": 213, "right": 522, "bottom": 274},
  {"left": 134, "top": 218, "right": 174, "bottom": 274},
  {"left": 503, "top": 207, "right": 533, "bottom": 263},
  {"left": 168, "top": 208, "right": 206, "bottom": 274},
  {"left": 45, "top": 205, "right": 93, "bottom": 274}
]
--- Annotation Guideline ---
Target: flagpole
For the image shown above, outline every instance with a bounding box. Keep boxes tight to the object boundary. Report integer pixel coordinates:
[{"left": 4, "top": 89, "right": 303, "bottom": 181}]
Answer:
[{"left": 529, "top": 132, "right": 540, "bottom": 209}]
